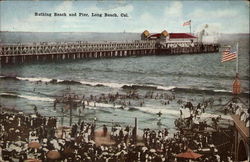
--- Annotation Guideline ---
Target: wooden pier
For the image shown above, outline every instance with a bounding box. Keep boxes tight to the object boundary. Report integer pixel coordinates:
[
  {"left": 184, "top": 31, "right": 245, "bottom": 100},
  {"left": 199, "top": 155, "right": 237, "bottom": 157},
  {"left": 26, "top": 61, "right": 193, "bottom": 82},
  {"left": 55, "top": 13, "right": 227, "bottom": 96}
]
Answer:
[{"left": 0, "top": 41, "right": 219, "bottom": 66}]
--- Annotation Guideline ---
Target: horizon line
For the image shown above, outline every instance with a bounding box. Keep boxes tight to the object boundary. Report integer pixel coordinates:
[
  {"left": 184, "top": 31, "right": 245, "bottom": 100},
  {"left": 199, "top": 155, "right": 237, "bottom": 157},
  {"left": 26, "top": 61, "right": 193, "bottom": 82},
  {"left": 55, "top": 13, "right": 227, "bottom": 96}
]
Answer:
[{"left": 0, "top": 31, "right": 249, "bottom": 34}]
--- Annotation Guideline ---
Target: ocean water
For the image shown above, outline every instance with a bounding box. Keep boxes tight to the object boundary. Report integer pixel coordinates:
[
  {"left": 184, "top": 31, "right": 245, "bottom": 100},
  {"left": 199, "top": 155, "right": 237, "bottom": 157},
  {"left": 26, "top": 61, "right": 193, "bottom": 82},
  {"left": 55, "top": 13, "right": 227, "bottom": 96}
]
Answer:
[{"left": 0, "top": 33, "right": 249, "bottom": 134}]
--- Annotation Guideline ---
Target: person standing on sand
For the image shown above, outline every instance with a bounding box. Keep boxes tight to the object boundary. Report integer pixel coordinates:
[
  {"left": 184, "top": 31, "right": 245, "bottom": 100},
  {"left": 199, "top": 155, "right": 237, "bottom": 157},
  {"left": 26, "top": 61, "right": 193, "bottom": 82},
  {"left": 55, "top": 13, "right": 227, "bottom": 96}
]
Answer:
[{"left": 103, "top": 124, "right": 108, "bottom": 137}]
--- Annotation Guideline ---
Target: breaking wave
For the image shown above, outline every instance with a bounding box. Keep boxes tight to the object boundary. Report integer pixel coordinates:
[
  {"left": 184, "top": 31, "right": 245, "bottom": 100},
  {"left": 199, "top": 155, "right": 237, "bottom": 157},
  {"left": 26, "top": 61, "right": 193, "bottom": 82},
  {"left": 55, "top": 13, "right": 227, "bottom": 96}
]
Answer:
[
  {"left": 0, "top": 92, "right": 54, "bottom": 102},
  {"left": 0, "top": 75, "right": 248, "bottom": 96},
  {"left": 83, "top": 101, "right": 231, "bottom": 120}
]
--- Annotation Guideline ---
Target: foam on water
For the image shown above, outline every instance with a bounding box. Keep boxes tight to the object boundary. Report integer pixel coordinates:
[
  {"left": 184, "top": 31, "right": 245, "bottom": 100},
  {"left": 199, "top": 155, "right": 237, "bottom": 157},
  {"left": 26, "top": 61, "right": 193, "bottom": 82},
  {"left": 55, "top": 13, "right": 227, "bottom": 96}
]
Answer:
[
  {"left": 17, "top": 76, "right": 52, "bottom": 82},
  {"left": 1, "top": 75, "right": 241, "bottom": 95},
  {"left": 84, "top": 101, "right": 123, "bottom": 109},
  {"left": 157, "top": 86, "right": 176, "bottom": 91},
  {"left": 20, "top": 95, "right": 54, "bottom": 102},
  {"left": 200, "top": 112, "right": 232, "bottom": 120},
  {"left": 78, "top": 100, "right": 232, "bottom": 121},
  {"left": 0, "top": 92, "right": 18, "bottom": 97},
  {"left": 0, "top": 92, "right": 54, "bottom": 102},
  {"left": 119, "top": 104, "right": 230, "bottom": 121},
  {"left": 214, "top": 89, "right": 231, "bottom": 93},
  {"left": 80, "top": 80, "right": 131, "bottom": 89},
  {"left": 57, "top": 79, "right": 64, "bottom": 82}
]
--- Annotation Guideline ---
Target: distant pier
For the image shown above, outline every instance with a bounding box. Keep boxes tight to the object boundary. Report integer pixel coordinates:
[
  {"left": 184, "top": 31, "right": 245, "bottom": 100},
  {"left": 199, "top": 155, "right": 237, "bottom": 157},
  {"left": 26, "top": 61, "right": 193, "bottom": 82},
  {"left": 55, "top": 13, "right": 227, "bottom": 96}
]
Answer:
[{"left": 0, "top": 40, "right": 219, "bottom": 66}]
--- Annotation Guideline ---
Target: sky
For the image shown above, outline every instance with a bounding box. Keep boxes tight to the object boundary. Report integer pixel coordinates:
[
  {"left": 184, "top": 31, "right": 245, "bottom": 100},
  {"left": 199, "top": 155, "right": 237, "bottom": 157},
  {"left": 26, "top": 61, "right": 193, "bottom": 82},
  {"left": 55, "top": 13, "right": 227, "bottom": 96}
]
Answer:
[{"left": 0, "top": 0, "right": 249, "bottom": 33}]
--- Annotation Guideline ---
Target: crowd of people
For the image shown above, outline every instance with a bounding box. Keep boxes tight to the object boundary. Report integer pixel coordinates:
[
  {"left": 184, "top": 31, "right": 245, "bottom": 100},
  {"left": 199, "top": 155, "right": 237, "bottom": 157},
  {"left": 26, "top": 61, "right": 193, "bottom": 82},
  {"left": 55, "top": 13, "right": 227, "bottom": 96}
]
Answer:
[
  {"left": 109, "top": 124, "right": 137, "bottom": 145},
  {"left": 0, "top": 111, "right": 57, "bottom": 142},
  {"left": 0, "top": 110, "right": 235, "bottom": 162},
  {"left": 54, "top": 91, "right": 177, "bottom": 111},
  {"left": 141, "top": 128, "right": 232, "bottom": 162},
  {"left": 1, "top": 90, "right": 245, "bottom": 162}
]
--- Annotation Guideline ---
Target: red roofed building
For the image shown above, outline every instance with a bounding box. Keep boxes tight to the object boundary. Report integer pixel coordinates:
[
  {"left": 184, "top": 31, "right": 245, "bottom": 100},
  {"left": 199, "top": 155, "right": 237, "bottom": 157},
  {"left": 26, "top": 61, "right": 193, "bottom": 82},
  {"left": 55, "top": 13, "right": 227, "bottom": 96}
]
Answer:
[
  {"left": 141, "top": 30, "right": 198, "bottom": 43},
  {"left": 148, "top": 33, "right": 161, "bottom": 38},
  {"left": 169, "top": 33, "right": 197, "bottom": 39}
]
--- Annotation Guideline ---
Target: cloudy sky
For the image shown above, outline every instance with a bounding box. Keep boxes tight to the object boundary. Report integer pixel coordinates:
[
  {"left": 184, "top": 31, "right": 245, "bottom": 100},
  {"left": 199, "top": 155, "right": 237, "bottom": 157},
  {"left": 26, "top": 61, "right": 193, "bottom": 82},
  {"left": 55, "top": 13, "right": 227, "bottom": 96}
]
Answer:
[{"left": 0, "top": 0, "right": 249, "bottom": 33}]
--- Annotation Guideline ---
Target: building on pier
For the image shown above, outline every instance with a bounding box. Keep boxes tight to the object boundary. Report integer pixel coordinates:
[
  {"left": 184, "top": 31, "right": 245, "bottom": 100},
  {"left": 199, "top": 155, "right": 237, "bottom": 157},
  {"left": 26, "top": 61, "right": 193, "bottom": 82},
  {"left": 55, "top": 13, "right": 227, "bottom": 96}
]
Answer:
[{"left": 141, "top": 30, "right": 198, "bottom": 43}]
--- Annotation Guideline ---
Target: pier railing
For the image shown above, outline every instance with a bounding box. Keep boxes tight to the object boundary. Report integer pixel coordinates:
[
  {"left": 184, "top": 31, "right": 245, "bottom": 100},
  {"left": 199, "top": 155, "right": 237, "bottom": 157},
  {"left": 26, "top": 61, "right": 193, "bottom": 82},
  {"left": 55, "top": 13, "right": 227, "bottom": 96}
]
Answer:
[
  {"left": 0, "top": 40, "right": 219, "bottom": 65},
  {"left": 0, "top": 41, "right": 155, "bottom": 56}
]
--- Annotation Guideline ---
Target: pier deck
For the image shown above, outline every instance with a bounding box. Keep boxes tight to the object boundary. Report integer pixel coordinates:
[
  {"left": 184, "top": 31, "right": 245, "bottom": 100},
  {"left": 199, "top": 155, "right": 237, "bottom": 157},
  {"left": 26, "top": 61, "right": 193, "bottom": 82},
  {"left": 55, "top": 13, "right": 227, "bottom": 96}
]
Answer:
[{"left": 0, "top": 40, "right": 219, "bottom": 65}]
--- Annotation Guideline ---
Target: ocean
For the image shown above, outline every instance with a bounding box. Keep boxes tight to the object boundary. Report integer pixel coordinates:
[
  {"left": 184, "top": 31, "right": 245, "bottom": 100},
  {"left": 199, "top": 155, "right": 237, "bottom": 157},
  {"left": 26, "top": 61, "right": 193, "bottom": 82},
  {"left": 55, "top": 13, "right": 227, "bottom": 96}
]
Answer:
[{"left": 0, "top": 32, "right": 249, "bottom": 134}]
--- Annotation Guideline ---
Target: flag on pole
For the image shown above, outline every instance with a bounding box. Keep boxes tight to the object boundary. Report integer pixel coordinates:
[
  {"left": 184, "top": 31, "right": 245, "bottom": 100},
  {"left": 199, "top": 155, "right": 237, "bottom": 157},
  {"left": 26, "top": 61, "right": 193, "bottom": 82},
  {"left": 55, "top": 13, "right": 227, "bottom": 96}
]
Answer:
[
  {"left": 183, "top": 20, "right": 191, "bottom": 26},
  {"left": 221, "top": 49, "right": 237, "bottom": 62}
]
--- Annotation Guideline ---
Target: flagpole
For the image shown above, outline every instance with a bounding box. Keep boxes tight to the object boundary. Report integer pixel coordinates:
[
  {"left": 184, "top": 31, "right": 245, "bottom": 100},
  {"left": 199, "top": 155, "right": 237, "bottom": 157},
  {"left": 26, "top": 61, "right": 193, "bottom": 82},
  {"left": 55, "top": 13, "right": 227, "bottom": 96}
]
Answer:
[
  {"left": 236, "top": 42, "right": 239, "bottom": 74},
  {"left": 233, "top": 42, "right": 240, "bottom": 98},
  {"left": 190, "top": 20, "right": 192, "bottom": 34}
]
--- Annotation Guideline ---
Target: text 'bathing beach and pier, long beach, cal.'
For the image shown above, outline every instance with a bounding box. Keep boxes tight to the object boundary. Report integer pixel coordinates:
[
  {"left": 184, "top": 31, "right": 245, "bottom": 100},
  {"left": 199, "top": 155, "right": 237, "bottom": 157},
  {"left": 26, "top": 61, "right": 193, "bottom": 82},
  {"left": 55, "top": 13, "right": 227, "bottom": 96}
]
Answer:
[
  {"left": 34, "top": 12, "right": 129, "bottom": 18},
  {"left": 0, "top": 0, "right": 249, "bottom": 162}
]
